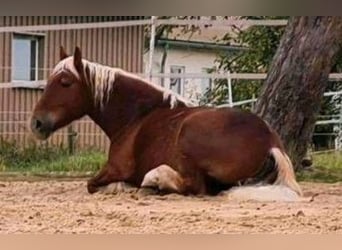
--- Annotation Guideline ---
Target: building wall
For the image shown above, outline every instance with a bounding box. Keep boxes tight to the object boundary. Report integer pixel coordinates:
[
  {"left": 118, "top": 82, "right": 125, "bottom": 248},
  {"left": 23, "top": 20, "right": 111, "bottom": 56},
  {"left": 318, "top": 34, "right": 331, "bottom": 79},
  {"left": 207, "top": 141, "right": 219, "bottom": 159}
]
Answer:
[
  {"left": 144, "top": 47, "right": 218, "bottom": 101},
  {"left": 0, "top": 16, "right": 145, "bottom": 151},
  {"left": 0, "top": 16, "right": 144, "bottom": 82}
]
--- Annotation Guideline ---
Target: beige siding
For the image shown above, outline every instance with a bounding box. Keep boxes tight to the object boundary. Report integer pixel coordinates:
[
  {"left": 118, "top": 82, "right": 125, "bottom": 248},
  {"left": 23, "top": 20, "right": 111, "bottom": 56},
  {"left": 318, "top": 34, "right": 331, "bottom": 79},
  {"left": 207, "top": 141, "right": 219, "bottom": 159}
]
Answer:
[{"left": 0, "top": 16, "right": 145, "bottom": 152}]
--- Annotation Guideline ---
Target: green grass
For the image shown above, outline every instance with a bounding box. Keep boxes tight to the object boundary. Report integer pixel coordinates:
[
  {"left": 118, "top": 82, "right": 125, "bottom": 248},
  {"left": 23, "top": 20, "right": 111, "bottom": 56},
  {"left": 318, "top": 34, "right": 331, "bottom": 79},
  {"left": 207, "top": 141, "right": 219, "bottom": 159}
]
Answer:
[
  {"left": 297, "top": 152, "right": 342, "bottom": 183},
  {"left": 1, "top": 138, "right": 342, "bottom": 182},
  {"left": 0, "top": 139, "right": 105, "bottom": 174}
]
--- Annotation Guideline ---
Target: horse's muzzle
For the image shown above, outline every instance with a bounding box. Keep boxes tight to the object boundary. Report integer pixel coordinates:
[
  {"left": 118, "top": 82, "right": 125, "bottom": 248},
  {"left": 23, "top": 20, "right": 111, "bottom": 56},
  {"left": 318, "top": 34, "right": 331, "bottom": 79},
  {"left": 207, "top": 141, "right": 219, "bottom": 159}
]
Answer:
[{"left": 30, "top": 115, "right": 54, "bottom": 140}]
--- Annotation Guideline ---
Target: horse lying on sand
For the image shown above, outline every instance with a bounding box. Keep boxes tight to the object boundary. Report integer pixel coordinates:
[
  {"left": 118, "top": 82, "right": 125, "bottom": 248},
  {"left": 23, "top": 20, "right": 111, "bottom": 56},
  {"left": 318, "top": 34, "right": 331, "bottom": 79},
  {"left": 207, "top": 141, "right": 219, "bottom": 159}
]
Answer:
[{"left": 30, "top": 46, "right": 302, "bottom": 201}]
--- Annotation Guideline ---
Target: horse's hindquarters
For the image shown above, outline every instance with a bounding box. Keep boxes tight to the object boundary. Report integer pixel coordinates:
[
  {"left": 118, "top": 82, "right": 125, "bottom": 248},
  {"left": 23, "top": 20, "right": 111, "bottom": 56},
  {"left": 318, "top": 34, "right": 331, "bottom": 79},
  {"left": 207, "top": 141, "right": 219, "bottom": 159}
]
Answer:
[
  {"left": 132, "top": 107, "right": 279, "bottom": 195},
  {"left": 177, "top": 108, "right": 274, "bottom": 186}
]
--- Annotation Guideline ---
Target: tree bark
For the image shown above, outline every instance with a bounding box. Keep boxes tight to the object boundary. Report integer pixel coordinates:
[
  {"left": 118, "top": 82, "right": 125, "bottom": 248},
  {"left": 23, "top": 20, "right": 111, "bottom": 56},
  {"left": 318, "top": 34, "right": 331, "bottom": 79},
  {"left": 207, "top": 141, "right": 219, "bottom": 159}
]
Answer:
[{"left": 254, "top": 16, "right": 342, "bottom": 170}]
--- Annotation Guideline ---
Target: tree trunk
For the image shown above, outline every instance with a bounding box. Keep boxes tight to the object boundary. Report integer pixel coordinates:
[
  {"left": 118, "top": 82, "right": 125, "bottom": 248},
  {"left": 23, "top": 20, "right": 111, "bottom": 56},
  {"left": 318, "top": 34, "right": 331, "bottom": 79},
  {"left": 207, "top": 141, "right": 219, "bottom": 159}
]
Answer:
[{"left": 254, "top": 16, "right": 342, "bottom": 170}]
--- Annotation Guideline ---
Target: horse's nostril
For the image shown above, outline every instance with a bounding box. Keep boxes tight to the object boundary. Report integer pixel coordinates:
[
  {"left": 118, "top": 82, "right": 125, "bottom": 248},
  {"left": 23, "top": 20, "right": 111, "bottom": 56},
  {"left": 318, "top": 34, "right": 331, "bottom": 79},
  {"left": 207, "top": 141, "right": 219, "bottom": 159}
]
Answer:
[
  {"left": 31, "top": 118, "right": 43, "bottom": 131},
  {"left": 35, "top": 119, "right": 42, "bottom": 130}
]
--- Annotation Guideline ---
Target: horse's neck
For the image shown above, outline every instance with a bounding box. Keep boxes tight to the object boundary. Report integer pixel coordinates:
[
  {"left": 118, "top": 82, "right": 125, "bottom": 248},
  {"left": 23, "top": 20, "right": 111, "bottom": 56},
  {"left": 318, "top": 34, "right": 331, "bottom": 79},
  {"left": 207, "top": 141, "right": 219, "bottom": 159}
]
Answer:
[{"left": 87, "top": 74, "right": 171, "bottom": 139}]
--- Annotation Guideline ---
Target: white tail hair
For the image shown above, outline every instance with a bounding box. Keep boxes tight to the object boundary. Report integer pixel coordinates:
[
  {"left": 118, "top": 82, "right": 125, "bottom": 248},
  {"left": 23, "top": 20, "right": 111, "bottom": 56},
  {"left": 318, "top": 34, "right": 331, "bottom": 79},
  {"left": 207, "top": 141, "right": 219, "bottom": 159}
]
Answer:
[
  {"left": 271, "top": 147, "right": 302, "bottom": 196},
  {"left": 225, "top": 185, "right": 300, "bottom": 202},
  {"left": 224, "top": 147, "right": 303, "bottom": 202}
]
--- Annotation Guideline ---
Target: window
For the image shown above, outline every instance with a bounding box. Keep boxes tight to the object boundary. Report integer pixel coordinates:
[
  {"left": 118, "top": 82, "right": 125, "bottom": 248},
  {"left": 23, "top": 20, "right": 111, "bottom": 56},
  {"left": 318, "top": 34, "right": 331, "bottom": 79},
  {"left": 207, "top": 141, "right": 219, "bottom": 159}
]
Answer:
[
  {"left": 170, "top": 66, "right": 185, "bottom": 95},
  {"left": 201, "top": 68, "right": 213, "bottom": 94},
  {"left": 12, "top": 34, "right": 43, "bottom": 81}
]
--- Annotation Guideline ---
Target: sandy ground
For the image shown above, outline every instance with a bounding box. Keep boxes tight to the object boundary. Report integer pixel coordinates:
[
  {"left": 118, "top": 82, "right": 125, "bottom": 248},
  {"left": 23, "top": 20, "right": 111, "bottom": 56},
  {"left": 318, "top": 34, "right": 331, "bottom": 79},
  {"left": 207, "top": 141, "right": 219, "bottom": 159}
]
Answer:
[{"left": 0, "top": 180, "right": 341, "bottom": 234}]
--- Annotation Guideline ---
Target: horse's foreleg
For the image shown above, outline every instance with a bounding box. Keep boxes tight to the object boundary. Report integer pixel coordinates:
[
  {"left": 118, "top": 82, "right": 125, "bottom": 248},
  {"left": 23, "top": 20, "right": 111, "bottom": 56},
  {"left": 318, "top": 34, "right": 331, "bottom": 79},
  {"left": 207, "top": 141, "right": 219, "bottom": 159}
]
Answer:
[
  {"left": 87, "top": 163, "right": 134, "bottom": 194},
  {"left": 87, "top": 165, "right": 113, "bottom": 194}
]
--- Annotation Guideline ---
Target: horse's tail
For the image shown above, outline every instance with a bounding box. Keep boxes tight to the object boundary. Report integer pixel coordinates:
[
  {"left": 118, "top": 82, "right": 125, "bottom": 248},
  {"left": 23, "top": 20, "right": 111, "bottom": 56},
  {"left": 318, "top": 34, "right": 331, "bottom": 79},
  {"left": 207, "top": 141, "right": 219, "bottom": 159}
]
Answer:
[
  {"left": 270, "top": 147, "right": 302, "bottom": 196},
  {"left": 224, "top": 147, "right": 303, "bottom": 202}
]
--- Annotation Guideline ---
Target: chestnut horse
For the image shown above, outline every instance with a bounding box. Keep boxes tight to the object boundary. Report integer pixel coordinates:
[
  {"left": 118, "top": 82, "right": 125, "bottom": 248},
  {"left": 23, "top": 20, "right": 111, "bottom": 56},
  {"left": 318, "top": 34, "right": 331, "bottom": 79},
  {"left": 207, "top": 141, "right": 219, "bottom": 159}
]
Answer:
[{"left": 30, "top": 47, "right": 302, "bottom": 199}]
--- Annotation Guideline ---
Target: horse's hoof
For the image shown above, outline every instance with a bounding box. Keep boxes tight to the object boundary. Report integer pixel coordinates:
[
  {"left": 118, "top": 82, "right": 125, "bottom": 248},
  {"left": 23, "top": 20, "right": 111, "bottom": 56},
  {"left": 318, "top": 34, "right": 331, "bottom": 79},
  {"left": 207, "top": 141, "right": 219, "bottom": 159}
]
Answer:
[
  {"left": 137, "top": 187, "right": 160, "bottom": 196},
  {"left": 87, "top": 182, "right": 99, "bottom": 194},
  {"left": 98, "top": 182, "right": 136, "bottom": 195}
]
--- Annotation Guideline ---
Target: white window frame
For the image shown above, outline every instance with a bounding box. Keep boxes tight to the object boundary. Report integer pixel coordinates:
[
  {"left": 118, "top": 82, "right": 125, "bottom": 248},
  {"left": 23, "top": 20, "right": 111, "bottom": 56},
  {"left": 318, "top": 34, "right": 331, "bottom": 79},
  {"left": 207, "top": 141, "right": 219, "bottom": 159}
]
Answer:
[{"left": 11, "top": 32, "right": 44, "bottom": 84}]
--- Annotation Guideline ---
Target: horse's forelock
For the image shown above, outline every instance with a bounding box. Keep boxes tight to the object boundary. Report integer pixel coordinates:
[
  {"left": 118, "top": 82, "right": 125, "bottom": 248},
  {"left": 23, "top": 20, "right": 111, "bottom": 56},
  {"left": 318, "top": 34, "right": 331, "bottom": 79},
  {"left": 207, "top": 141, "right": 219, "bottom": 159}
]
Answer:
[
  {"left": 51, "top": 57, "right": 118, "bottom": 108},
  {"left": 52, "top": 56, "right": 80, "bottom": 79}
]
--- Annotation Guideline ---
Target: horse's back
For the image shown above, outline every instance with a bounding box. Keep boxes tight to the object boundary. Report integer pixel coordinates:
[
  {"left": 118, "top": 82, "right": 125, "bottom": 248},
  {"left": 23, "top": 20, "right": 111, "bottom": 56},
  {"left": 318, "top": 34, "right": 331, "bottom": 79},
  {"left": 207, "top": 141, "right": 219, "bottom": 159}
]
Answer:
[{"left": 176, "top": 107, "right": 275, "bottom": 183}]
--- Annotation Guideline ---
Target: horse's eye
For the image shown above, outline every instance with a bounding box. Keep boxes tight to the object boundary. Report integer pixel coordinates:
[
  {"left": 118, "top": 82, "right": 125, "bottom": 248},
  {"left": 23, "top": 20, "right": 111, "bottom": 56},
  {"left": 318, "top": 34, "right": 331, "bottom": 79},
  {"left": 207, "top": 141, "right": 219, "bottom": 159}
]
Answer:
[
  {"left": 61, "top": 82, "right": 72, "bottom": 87},
  {"left": 61, "top": 79, "right": 72, "bottom": 87}
]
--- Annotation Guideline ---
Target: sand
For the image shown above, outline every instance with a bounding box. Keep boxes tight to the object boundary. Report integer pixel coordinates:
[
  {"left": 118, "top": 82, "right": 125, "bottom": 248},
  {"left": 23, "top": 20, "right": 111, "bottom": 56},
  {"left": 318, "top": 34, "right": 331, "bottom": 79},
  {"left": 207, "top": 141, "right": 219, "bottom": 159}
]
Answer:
[{"left": 0, "top": 180, "right": 341, "bottom": 234}]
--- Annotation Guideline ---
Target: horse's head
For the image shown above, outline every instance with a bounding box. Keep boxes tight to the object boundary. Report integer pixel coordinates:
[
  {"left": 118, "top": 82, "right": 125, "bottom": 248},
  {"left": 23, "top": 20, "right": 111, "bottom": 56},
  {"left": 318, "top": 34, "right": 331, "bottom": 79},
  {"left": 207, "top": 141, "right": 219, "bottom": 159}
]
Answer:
[{"left": 31, "top": 46, "right": 91, "bottom": 140}]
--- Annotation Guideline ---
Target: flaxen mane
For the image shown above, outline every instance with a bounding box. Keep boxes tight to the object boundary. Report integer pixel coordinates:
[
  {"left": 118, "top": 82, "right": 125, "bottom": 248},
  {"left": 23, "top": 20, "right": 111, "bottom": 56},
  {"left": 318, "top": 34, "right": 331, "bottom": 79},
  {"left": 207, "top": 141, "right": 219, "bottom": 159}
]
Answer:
[{"left": 52, "top": 57, "right": 196, "bottom": 109}]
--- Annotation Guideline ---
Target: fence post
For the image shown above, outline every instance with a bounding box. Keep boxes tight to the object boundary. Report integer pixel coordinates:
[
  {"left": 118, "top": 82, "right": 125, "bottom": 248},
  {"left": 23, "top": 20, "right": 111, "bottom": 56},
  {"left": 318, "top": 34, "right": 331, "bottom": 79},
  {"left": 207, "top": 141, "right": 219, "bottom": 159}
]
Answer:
[
  {"left": 67, "top": 125, "right": 76, "bottom": 155},
  {"left": 227, "top": 71, "right": 233, "bottom": 107},
  {"left": 251, "top": 93, "right": 256, "bottom": 110},
  {"left": 335, "top": 103, "right": 342, "bottom": 150},
  {"left": 147, "top": 16, "right": 157, "bottom": 81}
]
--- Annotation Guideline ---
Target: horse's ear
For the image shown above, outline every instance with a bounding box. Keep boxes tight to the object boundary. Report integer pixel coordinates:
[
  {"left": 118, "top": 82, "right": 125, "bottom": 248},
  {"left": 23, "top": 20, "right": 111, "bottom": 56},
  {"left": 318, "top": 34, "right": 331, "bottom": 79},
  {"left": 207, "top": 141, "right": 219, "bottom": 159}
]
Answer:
[
  {"left": 73, "top": 46, "right": 83, "bottom": 72},
  {"left": 59, "top": 46, "right": 68, "bottom": 60}
]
